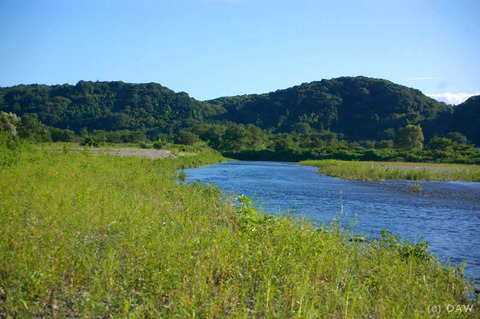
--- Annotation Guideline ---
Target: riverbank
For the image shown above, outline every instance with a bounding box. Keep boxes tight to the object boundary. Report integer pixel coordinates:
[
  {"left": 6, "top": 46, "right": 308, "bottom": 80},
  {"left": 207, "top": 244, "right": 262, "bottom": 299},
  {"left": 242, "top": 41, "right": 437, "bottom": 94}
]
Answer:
[
  {"left": 222, "top": 145, "right": 480, "bottom": 164},
  {"left": 1, "top": 143, "right": 478, "bottom": 317},
  {"left": 301, "top": 159, "right": 480, "bottom": 182}
]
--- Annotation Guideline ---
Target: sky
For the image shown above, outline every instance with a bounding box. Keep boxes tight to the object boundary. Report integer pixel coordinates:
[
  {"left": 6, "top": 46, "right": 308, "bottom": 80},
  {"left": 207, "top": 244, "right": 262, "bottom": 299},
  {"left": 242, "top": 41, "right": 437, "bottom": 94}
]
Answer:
[{"left": 0, "top": 0, "right": 479, "bottom": 104}]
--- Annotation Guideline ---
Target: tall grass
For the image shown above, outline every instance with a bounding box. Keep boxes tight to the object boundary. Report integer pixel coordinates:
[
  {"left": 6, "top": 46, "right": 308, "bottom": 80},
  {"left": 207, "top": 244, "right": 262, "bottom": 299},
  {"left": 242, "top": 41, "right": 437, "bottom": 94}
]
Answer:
[
  {"left": 1, "top": 144, "right": 478, "bottom": 318},
  {"left": 301, "top": 159, "right": 480, "bottom": 182}
]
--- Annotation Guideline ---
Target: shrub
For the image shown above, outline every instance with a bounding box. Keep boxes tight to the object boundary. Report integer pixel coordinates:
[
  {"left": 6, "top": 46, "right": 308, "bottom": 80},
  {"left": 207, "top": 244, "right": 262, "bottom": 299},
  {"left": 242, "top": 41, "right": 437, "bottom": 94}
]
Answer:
[
  {"left": 80, "top": 135, "right": 105, "bottom": 147},
  {"left": 175, "top": 130, "right": 200, "bottom": 146},
  {"left": 411, "top": 183, "right": 422, "bottom": 192}
]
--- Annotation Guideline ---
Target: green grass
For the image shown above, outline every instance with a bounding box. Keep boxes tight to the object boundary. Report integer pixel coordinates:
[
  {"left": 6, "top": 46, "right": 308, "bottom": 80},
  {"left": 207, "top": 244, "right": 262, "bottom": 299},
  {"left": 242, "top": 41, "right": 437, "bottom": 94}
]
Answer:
[
  {"left": 1, "top": 143, "right": 479, "bottom": 318},
  {"left": 301, "top": 159, "right": 480, "bottom": 182}
]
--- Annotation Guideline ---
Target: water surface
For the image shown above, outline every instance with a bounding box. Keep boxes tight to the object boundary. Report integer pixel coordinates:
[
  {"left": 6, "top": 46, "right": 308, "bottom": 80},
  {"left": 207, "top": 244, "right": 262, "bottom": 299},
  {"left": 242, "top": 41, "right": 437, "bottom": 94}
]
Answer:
[{"left": 184, "top": 161, "right": 480, "bottom": 284}]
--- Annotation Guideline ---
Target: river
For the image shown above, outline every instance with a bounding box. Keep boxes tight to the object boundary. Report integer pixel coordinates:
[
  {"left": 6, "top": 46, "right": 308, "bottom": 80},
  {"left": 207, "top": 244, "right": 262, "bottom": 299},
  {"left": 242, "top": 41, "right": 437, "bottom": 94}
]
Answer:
[{"left": 184, "top": 161, "right": 480, "bottom": 284}]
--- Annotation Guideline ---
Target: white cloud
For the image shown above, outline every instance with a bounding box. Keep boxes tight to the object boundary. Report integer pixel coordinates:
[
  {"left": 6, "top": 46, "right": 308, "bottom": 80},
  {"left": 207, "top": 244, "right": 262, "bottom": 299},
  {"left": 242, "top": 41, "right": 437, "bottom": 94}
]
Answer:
[{"left": 426, "top": 92, "right": 480, "bottom": 105}]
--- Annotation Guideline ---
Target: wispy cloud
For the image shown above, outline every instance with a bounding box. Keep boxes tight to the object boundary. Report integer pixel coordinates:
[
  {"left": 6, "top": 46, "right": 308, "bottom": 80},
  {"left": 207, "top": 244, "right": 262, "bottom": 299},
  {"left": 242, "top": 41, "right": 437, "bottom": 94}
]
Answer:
[
  {"left": 427, "top": 92, "right": 480, "bottom": 105},
  {"left": 404, "top": 77, "right": 441, "bottom": 81}
]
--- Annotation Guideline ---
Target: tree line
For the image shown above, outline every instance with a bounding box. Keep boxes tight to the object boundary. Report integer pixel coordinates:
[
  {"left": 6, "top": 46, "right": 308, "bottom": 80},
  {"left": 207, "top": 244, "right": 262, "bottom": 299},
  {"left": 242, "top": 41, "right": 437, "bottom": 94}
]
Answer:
[
  {"left": 2, "top": 110, "right": 478, "bottom": 164},
  {"left": 1, "top": 77, "right": 479, "bottom": 163}
]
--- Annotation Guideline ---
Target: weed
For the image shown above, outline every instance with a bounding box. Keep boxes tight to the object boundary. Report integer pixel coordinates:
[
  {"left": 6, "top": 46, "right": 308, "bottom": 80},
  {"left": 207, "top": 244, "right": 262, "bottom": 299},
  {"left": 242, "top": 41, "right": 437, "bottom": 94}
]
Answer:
[
  {"left": 411, "top": 183, "right": 422, "bottom": 192},
  {"left": 0, "top": 145, "right": 478, "bottom": 317},
  {"left": 302, "top": 159, "right": 480, "bottom": 182},
  {"left": 177, "top": 169, "right": 187, "bottom": 182}
]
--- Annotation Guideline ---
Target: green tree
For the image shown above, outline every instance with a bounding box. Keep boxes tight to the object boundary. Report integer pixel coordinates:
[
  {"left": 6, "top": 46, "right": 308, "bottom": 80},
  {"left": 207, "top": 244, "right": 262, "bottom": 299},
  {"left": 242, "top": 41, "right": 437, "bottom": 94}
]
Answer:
[
  {"left": 243, "top": 124, "right": 267, "bottom": 151},
  {"left": 79, "top": 127, "right": 89, "bottom": 138},
  {"left": 292, "top": 122, "right": 311, "bottom": 134},
  {"left": 362, "top": 140, "right": 376, "bottom": 149},
  {"left": 221, "top": 125, "right": 248, "bottom": 151},
  {"left": 17, "top": 114, "right": 51, "bottom": 142},
  {"left": 318, "top": 131, "right": 338, "bottom": 145},
  {"left": 428, "top": 137, "right": 453, "bottom": 152},
  {"left": 274, "top": 134, "right": 295, "bottom": 151},
  {"left": 445, "top": 132, "right": 467, "bottom": 145},
  {"left": 175, "top": 130, "right": 200, "bottom": 145},
  {"left": 0, "top": 112, "right": 20, "bottom": 136},
  {"left": 376, "top": 140, "right": 394, "bottom": 149},
  {"left": 49, "top": 127, "right": 76, "bottom": 142},
  {"left": 201, "top": 126, "right": 226, "bottom": 149},
  {"left": 394, "top": 125, "right": 424, "bottom": 150}
]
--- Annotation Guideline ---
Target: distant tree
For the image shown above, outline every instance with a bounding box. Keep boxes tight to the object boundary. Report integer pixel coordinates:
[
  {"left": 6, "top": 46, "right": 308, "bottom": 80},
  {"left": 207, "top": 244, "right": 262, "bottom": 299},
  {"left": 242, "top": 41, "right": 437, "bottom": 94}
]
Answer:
[
  {"left": 452, "top": 95, "right": 480, "bottom": 145},
  {"left": 382, "top": 128, "right": 396, "bottom": 140},
  {"left": 445, "top": 132, "right": 467, "bottom": 145},
  {"left": 394, "top": 125, "right": 424, "bottom": 149},
  {"left": 17, "top": 114, "right": 51, "bottom": 142},
  {"left": 0, "top": 112, "right": 20, "bottom": 136},
  {"left": 152, "top": 134, "right": 171, "bottom": 149},
  {"left": 362, "top": 140, "right": 375, "bottom": 149},
  {"left": 80, "top": 135, "right": 105, "bottom": 147},
  {"left": 175, "top": 130, "right": 200, "bottom": 145},
  {"left": 79, "top": 127, "right": 89, "bottom": 138},
  {"left": 428, "top": 137, "right": 453, "bottom": 152},
  {"left": 198, "top": 125, "right": 226, "bottom": 149},
  {"left": 99, "top": 113, "right": 133, "bottom": 131},
  {"left": 243, "top": 124, "right": 268, "bottom": 151},
  {"left": 49, "top": 127, "right": 76, "bottom": 142},
  {"left": 376, "top": 140, "right": 394, "bottom": 149},
  {"left": 221, "top": 125, "right": 248, "bottom": 151},
  {"left": 309, "top": 135, "right": 327, "bottom": 148},
  {"left": 124, "top": 131, "right": 146, "bottom": 143},
  {"left": 292, "top": 122, "right": 311, "bottom": 134},
  {"left": 318, "top": 131, "right": 338, "bottom": 145},
  {"left": 274, "top": 134, "right": 295, "bottom": 151}
]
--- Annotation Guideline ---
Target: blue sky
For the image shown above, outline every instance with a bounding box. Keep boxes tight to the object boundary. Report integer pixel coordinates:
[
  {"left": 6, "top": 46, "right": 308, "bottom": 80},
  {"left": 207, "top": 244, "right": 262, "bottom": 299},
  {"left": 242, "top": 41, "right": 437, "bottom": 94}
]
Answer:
[{"left": 1, "top": 0, "right": 479, "bottom": 104}]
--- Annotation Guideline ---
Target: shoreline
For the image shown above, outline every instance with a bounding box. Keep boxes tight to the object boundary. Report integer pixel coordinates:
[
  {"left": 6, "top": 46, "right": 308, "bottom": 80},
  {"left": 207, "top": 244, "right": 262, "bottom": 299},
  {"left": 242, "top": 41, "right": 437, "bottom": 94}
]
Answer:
[{"left": 301, "top": 159, "right": 480, "bottom": 182}]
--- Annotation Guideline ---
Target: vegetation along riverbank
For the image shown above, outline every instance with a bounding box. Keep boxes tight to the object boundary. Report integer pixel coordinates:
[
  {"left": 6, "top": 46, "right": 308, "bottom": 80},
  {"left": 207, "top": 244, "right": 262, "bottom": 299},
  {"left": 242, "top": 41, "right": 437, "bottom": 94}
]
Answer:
[
  {"left": 1, "top": 138, "right": 479, "bottom": 317},
  {"left": 301, "top": 160, "right": 480, "bottom": 182}
]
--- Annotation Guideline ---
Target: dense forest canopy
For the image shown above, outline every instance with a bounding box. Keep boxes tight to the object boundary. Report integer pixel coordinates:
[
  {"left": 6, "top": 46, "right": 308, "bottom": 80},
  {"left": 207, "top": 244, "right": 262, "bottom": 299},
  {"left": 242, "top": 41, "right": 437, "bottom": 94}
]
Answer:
[
  {"left": 451, "top": 95, "right": 480, "bottom": 145},
  {"left": 0, "top": 77, "right": 478, "bottom": 145},
  {"left": 208, "top": 77, "right": 452, "bottom": 141},
  {"left": 0, "top": 81, "right": 225, "bottom": 137}
]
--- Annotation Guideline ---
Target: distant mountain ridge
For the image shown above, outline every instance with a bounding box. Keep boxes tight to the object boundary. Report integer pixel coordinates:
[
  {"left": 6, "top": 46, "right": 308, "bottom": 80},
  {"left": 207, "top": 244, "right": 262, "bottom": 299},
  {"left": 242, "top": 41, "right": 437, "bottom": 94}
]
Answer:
[
  {"left": 451, "top": 95, "right": 480, "bottom": 145},
  {"left": 0, "top": 76, "right": 478, "bottom": 144},
  {"left": 0, "top": 81, "right": 225, "bottom": 135},
  {"left": 208, "top": 76, "right": 452, "bottom": 141}
]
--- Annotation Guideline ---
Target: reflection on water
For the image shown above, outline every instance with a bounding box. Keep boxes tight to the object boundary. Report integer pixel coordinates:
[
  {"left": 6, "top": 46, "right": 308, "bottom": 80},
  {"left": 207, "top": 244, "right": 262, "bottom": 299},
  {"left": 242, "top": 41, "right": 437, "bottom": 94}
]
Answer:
[{"left": 184, "top": 161, "right": 480, "bottom": 284}]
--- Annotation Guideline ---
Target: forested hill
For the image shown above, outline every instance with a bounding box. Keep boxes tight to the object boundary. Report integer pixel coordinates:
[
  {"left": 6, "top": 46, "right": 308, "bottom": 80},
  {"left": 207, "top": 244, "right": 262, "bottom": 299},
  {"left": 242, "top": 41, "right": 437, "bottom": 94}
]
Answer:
[
  {"left": 208, "top": 76, "right": 452, "bottom": 141},
  {"left": 452, "top": 95, "right": 480, "bottom": 145},
  {"left": 0, "top": 76, "right": 472, "bottom": 142},
  {"left": 0, "top": 81, "right": 225, "bottom": 135}
]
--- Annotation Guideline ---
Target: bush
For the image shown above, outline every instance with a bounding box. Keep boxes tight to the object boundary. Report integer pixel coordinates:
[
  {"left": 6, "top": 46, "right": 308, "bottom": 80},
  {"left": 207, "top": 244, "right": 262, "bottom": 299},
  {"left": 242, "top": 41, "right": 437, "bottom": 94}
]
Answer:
[
  {"left": 139, "top": 142, "right": 151, "bottom": 149},
  {"left": 0, "top": 131, "right": 23, "bottom": 165},
  {"left": 17, "top": 114, "right": 52, "bottom": 142},
  {"left": 49, "top": 127, "right": 76, "bottom": 142},
  {"left": 411, "top": 184, "right": 422, "bottom": 192},
  {"left": 428, "top": 137, "right": 453, "bottom": 152},
  {"left": 153, "top": 140, "right": 166, "bottom": 149},
  {"left": 394, "top": 125, "right": 424, "bottom": 150},
  {"left": 376, "top": 140, "right": 394, "bottom": 149},
  {"left": 177, "top": 169, "right": 186, "bottom": 182},
  {"left": 92, "top": 130, "right": 146, "bottom": 143},
  {"left": 175, "top": 130, "right": 200, "bottom": 146},
  {"left": 80, "top": 135, "right": 106, "bottom": 147},
  {"left": 0, "top": 112, "right": 20, "bottom": 136}
]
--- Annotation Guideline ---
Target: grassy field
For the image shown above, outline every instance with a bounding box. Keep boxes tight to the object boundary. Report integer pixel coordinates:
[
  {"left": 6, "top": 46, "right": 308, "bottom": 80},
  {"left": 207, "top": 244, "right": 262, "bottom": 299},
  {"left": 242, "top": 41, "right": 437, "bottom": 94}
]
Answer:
[
  {"left": 1, "top": 142, "right": 479, "bottom": 318},
  {"left": 301, "top": 159, "right": 480, "bottom": 182}
]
